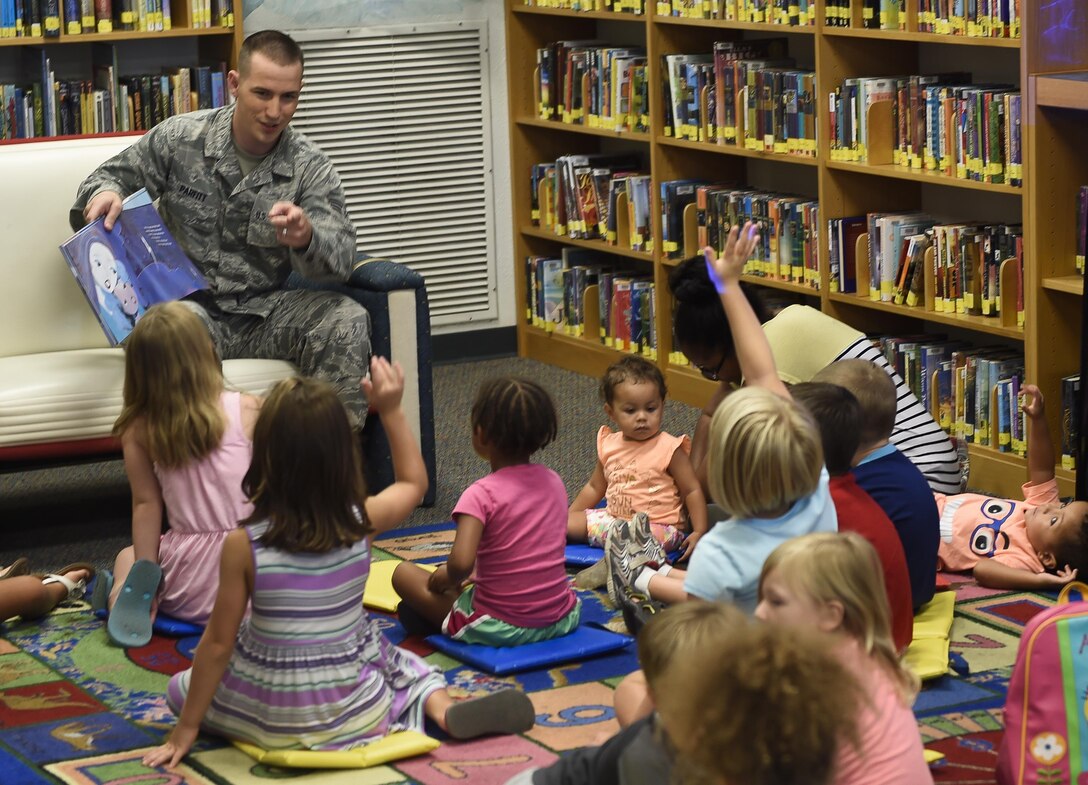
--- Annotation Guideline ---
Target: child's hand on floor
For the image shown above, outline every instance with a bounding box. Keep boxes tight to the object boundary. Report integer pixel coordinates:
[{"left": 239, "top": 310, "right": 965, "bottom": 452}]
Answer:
[
  {"left": 142, "top": 723, "right": 198, "bottom": 770},
  {"left": 1042, "top": 564, "right": 1078, "bottom": 587},
  {"left": 676, "top": 531, "right": 702, "bottom": 562},
  {"left": 362, "top": 356, "right": 405, "bottom": 416}
]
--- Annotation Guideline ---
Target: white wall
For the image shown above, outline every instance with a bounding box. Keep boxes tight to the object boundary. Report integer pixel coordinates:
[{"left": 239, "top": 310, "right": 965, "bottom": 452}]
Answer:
[{"left": 242, "top": 0, "right": 514, "bottom": 336}]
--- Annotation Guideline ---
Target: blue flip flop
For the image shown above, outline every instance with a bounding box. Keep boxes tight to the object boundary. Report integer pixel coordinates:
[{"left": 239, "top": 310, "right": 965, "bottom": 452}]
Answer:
[{"left": 107, "top": 560, "right": 162, "bottom": 648}]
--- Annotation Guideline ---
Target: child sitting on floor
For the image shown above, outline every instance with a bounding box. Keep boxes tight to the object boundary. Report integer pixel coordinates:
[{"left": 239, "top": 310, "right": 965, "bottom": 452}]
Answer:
[
  {"left": 96, "top": 302, "right": 261, "bottom": 645},
  {"left": 603, "top": 223, "right": 837, "bottom": 613},
  {"left": 567, "top": 355, "right": 707, "bottom": 563},
  {"left": 755, "top": 531, "right": 933, "bottom": 785},
  {"left": 505, "top": 601, "right": 862, "bottom": 785},
  {"left": 813, "top": 358, "right": 940, "bottom": 611},
  {"left": 790, "top": 381, "right": 914, "bottom": 652},
  {"left": 935, "top": 383, "right": 1088, "bottom": 590},
  {"left": 392, "top": 377, "right": 580, "bottom": 645},
  {"left": 143, "top": 361, "right": 535, "bottom": 770}
]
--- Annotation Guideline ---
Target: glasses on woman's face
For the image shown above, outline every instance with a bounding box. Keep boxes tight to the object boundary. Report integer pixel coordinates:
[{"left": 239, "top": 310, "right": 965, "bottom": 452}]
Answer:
[{"left": 692, "top": 355, "right": 727, "bottom": 382}]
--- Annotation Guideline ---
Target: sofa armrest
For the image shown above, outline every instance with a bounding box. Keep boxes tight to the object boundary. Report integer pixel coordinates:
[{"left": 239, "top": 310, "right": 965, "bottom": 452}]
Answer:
[{"left": 286, "top": 253, "right": 436, "bottom": 506}]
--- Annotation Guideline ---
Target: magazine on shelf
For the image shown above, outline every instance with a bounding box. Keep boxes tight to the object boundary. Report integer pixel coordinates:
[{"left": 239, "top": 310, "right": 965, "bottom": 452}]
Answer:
[{"left": 60, "top": 188, "right": 208, "bottom": 346}]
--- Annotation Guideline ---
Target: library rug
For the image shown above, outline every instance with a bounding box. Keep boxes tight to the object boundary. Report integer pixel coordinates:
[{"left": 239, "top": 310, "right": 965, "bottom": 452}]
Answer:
[{"left": 0, "top": 521, "right": 1053, "bottom": 785}]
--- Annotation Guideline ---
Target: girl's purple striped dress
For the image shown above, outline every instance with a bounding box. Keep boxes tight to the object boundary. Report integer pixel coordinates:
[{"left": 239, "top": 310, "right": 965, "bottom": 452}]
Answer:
[{"left": 166, "top": 521, "right": 446, "bottom": 749}]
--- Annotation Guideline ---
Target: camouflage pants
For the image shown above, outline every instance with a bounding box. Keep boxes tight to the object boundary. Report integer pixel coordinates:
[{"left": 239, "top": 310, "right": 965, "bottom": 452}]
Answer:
[{"left": 184, "top": 289, "right": 371, "bottom": 427}]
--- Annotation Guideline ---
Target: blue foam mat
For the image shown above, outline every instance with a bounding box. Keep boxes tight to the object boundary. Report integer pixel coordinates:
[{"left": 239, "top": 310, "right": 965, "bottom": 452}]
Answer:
[
  {"left": 93, "top": 608, "right": 204, "bottom": 638},
  {"left": 565, "top": 544, "right": 604, "bottom": 567},
  {"left": 425, "top": 624, "right": 633, "bottom": 676}
]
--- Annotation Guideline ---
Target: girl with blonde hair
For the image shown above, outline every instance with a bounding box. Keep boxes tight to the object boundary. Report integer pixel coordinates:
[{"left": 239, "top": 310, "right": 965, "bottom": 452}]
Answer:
[
  {"left": 756, "top": 531, "right": 932, "bottom": 785},
  {"left": 96, "top": 301, "right": 261, "bottom": 647}
]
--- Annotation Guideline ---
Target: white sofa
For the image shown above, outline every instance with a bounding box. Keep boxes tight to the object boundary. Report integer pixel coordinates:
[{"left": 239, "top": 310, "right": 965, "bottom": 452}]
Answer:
[{"left": 0, "top": 135, "right": 436, "bottom": 503}]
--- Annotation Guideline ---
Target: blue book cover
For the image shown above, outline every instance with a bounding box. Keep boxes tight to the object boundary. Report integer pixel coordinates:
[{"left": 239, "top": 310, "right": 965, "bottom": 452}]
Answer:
[{"left": 60, "top": 188, "right": 208, "bottom": 346}]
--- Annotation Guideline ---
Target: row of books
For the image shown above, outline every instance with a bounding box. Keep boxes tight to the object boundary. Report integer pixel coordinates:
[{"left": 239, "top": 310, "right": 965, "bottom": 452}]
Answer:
[
  {"left": 655, "top": 0, "right": 816, "bottom": 25},
  {"left": 664, "top": 180, "right": 820, "bottom": 287},
  {"left": 531, "top": 154, "right": 654, "bottom": 252},
  {"left": 881, "top": 339, "right": 1024, "bottom": 452},
  {"left": 824, "top": 0, "right": 907, "bottom": 28},
  {"left": 525, "top": 251, "right": 659, "bottom": 356},
  {"left": 536, "top": 42, "right": 648, "bottom": 134},
  {"left": 829, "top": 215, "right": 1023, "bottom": 319},
  {"left": 1075, "top": 186, "right": 1088, "bottom": 275},
  {"left": 824, "top": 0, "right": 1019, "bottom": 36},
  {"left": 829, "top": 74, "right": 1023, "bottom": 187},
  {"left": 519, "top": 0, "right": 647, "bottom": 12},
  {"left": 0, "top": 0, "right": 231, "bottom": 37},
  {"left": 1061, "top": 375, "right": 1081, "bottom": 471},
  {"left": 662, "top": 40, "right": 817, "bottom": 157},
  {"left": 2, "top": 55, "right": 228, "bottom": 139}
]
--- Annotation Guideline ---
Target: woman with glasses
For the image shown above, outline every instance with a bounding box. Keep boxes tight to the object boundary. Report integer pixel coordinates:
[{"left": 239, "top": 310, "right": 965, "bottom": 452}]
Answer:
[{"left": 668, "top": 255, "right": 962, "bottom": 495}]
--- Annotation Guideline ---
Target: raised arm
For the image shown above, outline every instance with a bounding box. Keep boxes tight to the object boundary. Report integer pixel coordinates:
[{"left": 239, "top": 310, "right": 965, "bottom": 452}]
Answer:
[
  {"left": 1021, "top": 384, "right": 1056, "bottom": 486},
  {"left": 363, "top": 356, "right": 429, "bottom": 533},
  {"left": 704, "top": 223, "right": 789, "bottom": 399}
]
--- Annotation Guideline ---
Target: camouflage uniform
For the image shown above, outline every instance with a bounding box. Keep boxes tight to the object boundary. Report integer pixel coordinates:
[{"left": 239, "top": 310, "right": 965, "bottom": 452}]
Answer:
[{"left": 71, "top": 104, "right": 370, "bottom": 425}]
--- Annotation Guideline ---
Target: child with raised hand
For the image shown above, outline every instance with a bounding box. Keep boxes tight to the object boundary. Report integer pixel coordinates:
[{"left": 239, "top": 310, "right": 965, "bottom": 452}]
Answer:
[
  {"left": 567, "top": 355, "right": 707, "bottom": 567},
  {"left": 755, "top": 531, "right": 933, "bottom": 785},
  {"left": 935, "top": 384, "right": 1088, "bottom": 590},
  {"left": 143, "top": 362, "right": 535, "bottom": 770},
  {"left": 505, "top": 601, "right": 862, "bottom": 785},
  {"left": 392, "top": 377, "right": 580, "bottom": 644},
  {"left": 603, "top": 222, "right": 836, "bottom": 611},
  {"left": 97, "top": 301, "right": 260, "bottom": 644}
]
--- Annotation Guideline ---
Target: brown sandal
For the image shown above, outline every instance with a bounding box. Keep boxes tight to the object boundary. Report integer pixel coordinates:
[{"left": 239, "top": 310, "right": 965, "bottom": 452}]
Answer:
[{"left": 0, "top": 557, "right": 29, "bottom": 580}]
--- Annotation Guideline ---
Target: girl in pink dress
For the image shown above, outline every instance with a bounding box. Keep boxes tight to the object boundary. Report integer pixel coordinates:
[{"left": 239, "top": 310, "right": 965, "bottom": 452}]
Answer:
[{"left": 97, "top": 301, "right": 260, "bottom": 644}]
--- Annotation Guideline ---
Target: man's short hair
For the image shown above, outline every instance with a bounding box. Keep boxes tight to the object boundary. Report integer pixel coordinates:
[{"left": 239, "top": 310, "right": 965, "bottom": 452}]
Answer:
[{"left": 239, "top": 30, "right": 305, "bottom": 74}]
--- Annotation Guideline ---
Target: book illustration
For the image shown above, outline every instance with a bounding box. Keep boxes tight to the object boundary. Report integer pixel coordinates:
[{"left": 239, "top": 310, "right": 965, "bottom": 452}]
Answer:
[{"left": 60, "top": 188, "right": 208, "bottom": 346}]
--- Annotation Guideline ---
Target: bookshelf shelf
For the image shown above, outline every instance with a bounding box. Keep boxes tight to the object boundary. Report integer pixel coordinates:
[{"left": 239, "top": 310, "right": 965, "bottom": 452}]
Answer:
[
  {"left": 520, "top": 225, "right": 655, "bottom": 262},
  {"left": 0, "top": 27, "right": 235, "bottom": 48},
  {"left": 652, "top": 15, "right": 816, "bottom": 34},
  {"left": 511, "top": 5, "right": 648, "bottom": 22},
  {"left": 507, "top": 0, "right": 1072, "bottom": 497},
  {"left": 517, "top": 117, "right": 651, "bottom": 142},
  {"left": 827, "top": 292, "right": 1025, "bottom": 340},
  {"left": 656, "top": 135, "right": 820, "bottom": 166},
  {"left": 821, "top": 27, "right": 1020, "bottom": 48},
  {"left": 740, "top": 275, "right": 821, "bottom": 296},
  {"left": 1035, "top": 72, "right": 1088, "bottom": 111},
  {"left": 1042, "top": 276, "right": 1084, "bottom": 296},
  {"left": 824, "top": 160, "right": 1023, "bottom": 196}
]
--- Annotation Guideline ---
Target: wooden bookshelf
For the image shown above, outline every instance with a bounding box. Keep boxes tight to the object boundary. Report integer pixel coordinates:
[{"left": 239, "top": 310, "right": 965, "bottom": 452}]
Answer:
[
  {"left": 505, "top": 0, "right": 1081, "bottom": 497},
  {"left": 0, "top": 0, "right": 243, "bottom": 142}
]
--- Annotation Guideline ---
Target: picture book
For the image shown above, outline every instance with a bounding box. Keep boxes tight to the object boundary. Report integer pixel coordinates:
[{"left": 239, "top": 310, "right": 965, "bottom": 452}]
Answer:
[{"left": 60, "top": 188, "right": 208, "bottom": 346}]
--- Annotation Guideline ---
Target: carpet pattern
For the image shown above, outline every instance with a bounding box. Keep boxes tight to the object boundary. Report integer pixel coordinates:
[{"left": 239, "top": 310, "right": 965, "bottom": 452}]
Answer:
[{"left": 0, "top": 524, "right": 1058, "bottom": 785}]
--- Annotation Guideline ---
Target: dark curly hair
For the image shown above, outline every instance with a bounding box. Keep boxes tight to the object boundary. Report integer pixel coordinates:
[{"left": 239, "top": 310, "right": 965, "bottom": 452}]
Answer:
[
  {"left": 668, "top": 254, "right": 770, "bottom": 362},
  {"left": 1054, "top": 504, "right": 1088, "bottom": 576},
  {"left": 600, "top": 355, "right": 667, "bottom": 404},
  {"left": 471, "top": 377, "right": 558, "bottom": 460}
]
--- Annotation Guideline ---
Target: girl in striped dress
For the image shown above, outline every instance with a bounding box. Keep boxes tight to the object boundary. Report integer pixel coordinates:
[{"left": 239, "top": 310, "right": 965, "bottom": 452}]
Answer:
[{"left": 143, "top": 359, "right": 536, "bottom": 770}]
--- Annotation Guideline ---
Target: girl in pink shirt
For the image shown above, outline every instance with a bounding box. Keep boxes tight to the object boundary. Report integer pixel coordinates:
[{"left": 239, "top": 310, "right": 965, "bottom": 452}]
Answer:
[
  {"left": 393, "top": 377, "right": 579, "bottom": 645},
  {"left": 97, "top": 302, "right": 260, "bottom": 645},
  {"left": 568, "top": 355, "right": 708, "bottom": 561},
  {"left": 755, "top": 532, "right": 933, "bottom": 785}
]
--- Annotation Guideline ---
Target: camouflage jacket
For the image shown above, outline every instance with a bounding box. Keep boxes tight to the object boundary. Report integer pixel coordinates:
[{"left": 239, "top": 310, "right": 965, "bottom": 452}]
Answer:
[{"left": 72, "top": 105, "right": 357, "bottom": 316}]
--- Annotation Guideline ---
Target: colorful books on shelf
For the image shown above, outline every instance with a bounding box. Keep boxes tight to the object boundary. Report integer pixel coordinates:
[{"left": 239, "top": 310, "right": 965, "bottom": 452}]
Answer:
[
  {"left": 536, "top": 42, "right": 648, "bottom": 134},
  {"left": 0, "top": 52, "right": 229, "bottom": 141},
  {"left": 689, "top": 183, "right": 819, "bottom": 287},
  {"left": 916, "top": 0, "right": 1021, "bottom": 38},
  {"left": 661, "top": 42, "right": 817, "bottom": 158},
  {"left": 524, "top": 252, "right": 658, "bottom": 357},
  {"left": 657, "top": 0, "right": 815, "bottom": 25},
  {"left": 530, "top": 154, "right": 653, "bottom": 252},
  {"left": 60, "top": 188, "right": 208, "bottom": 346},
  {"left": 520, "top": 0, "right": 647, "bottom": 12},
  {"left": 829, "top": 73, "right": 1022, "bottom": 188}
]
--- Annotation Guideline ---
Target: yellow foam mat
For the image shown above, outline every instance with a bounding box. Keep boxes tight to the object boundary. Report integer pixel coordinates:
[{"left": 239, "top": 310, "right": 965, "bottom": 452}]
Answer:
[
  {"left": 924, "top": 749, "right": 946, "bottom": 765},
  {"left": 904, "top": 590, "right": 956, "bottom": 681},
  {"left": 232, "top": 730, "right": 439, "bottom": 769},
  {"left": 363, "top": 559, "right": 435, "bottom": 613}
]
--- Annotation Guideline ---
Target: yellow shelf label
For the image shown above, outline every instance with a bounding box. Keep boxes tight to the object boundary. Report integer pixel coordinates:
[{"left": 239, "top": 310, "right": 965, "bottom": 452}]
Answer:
[{"left": 67, "top": 20, "right": 81, "bottom": 33}]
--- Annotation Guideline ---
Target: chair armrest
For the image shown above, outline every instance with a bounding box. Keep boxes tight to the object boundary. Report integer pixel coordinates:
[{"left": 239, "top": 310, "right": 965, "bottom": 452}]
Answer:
[{"left": 286, "top": 253, "right": 436, "bottom": 505}]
